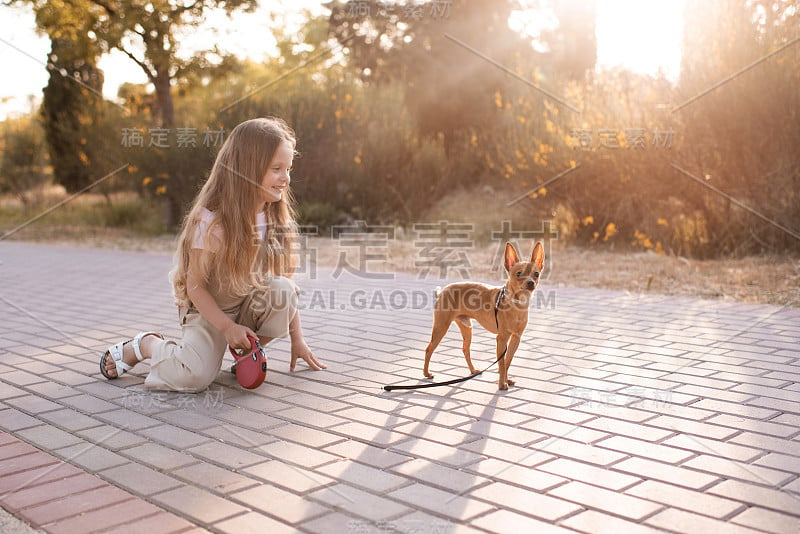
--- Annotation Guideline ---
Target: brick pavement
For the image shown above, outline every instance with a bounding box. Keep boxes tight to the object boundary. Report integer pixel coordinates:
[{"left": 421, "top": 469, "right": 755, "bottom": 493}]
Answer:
[{"left": 0, "top": 241, "right": 798, "bottom": 533}]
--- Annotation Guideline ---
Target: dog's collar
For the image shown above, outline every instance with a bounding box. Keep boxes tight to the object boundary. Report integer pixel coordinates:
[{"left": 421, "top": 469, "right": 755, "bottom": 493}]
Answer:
[
  {"left": 495, "top": 287, "right": 526, "bottom": 328},
  {"left": 494, "top": 288, "right": 505, "bottom": 328}
]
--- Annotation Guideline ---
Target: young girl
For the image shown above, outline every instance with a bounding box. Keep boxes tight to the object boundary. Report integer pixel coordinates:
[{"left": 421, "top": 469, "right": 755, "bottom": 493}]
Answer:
[{"left": 100, "top": 117, "right": 325, "bottom": 392}]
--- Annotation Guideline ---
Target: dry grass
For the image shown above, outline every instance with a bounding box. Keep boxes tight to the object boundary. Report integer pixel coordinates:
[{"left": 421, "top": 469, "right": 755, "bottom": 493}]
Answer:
[
  {"left": 8, "top": 227, "right": 795, "bottom": 307},
  {"left": 308, "top": 237, "right": 800, "bottom": 307}
]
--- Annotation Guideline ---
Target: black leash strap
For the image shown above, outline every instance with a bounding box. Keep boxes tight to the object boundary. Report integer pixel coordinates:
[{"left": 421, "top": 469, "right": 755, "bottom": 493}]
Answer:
[{"left": 383, "top": 348, "right": 507, "bottom": 391}]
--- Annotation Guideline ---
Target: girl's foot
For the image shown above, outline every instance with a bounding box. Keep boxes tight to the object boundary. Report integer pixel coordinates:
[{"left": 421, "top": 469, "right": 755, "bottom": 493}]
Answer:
[{"left": 100, "top": 332, "right": 162, "bottom": 379}]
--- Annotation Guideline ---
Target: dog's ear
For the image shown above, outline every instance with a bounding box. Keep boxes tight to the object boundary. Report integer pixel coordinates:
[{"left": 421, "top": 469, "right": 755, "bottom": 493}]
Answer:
[
  {"left": 531, "top": 242, "right": 544, "bottom": 271},
  {"left": 504, "top": 242, "right": 520, "bottom": 272}
]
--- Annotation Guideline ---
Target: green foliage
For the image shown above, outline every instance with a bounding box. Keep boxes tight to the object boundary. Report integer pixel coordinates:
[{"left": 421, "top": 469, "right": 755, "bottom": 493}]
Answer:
[
  {"left": 0, "top": 118, "right": 49, "bottom": 202},
  {"left": 2, "top": 0, "right": 796, "bottom": 256}
]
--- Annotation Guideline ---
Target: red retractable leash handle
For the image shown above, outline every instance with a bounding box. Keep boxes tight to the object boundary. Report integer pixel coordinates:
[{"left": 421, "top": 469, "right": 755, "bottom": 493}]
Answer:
[{"left": 229, "top": 336, "right": 268, "bottom": 389}]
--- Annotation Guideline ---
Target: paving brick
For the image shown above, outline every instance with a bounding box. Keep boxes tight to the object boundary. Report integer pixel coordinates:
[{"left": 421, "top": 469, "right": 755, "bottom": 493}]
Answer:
[
  {"left": 708, "top": 479, "right": 800, "bottom": 515},
  {"left": 595, "top": 435, "right": 693, "bottom": 464},
  {"left": 330, "top": 421, "right": 412, "bottom": 447},
  {"left": 0, "top": 451, "right": 60, "bottom": 478},
  {"left": 730, "top": 507, "right": 800, "bottom": 533},
  {"left": 319, "top": 459, "right": 408, "bottom": 493},
  {"left": 612, "top": 457, "right": 720, "bottom": 489},
  {"left": 662, "top": 434, "right": 762, "bottom": 462},
  {"left": 521, "top": 417, "right": 608, "bottom": 444},
  {"left": 572, "top": 401, "right": 656, "bottom": 423},
  {"left": 389, "top": 483, "right": 494, "bottom": 521},
  {"left": 13, "top": 425, "right": 86, "bottom": 452},
  {"left": 561, "top": 510, "right": 664, "bottom": 534},
  {"left": 396, "top": 438, "right": 488, "bottom": 468},
  {"left": 0, "top": 460, "right": 83, "bottom": 496},
  {"left": 531, "top": 436, "right": 628, "bottom": 467},
  {"left": 549, "top": 481, "right": 662, "bottom": 521},
  {"left": 135, "top": 424, "right": 211, "bottom": 450},
  {"left": 755, "top": 452, "right": 800, "bottom": 473},
  {"left": 646, "top": 508, "right": 765, "bottom": 534},
  {"left": 0, "top": 440, "right": 38, "bottom": 461},
  {"left": 0, "top": 410, "right": 44, "bottom": 432},
  {"left": 37, "top": 409, "right": 104, "bottom": 433},
  {"left": 323, "top": 439, "right": 411, "bottom": 470},
  {"left": 52, "top": 441, "right": 128, "bottom": 473},
  {"left": 120, "top": 442, "right": 198, "bottom": 471},
  {"left": 307, "top": 484, "right": 408, "bottom": 523},
  {"left": 43, "top": 497, "right": 164, "bottom": 534},
  {"left": 171, "top": 461, "right": 259, "bottom": 495},
  {"left": 537, "top": 458, "right": 640, "bottom": 491},
  {"left": 644, "top": 415, "right": 739, "bottom": 440},
  {"left": 707, "top": 414, "right": 797, "bottom": 438},
  {"left": 626, "top": 480, "right": 743, "bottom": 519},
  {"left": 268, "top": 422, "right": 348, "bottom": 449},
  {"left": 151, "top": 485, "right": 249, "bottom": 524},
  {"left": 689, "top": 399, "right": 780, "bottom": 420},
  {"left": 257, "top": 439, "right": 340, "bottom": 469},
  {"left": 471, "top": 508, "right": 575, "bottom": 533},
  {"left": 682, "top": 454, "right": 794, "bottom": 486},
  {"left": 465, "top": 457, "right": 565, "bottom": 491},
  {"left": 241, "top": 460, "right": 334, "bottom": 494},
  {"left": 213, "top": 511, "right": 297, "bottom": 534},
  {"left": 582, "top": 416, "right": 673, "bottom": 442},
  {"left": 18, "top": 485, "right": 133, "bottom": 526},
  {"left": 93, "top": 511, "right": 199, "bottom": 534},
  {"left": 99, "top": 461, "right": 184, "bottom": 496},
  {"left": 728, "top": 431, "right": 800, "bottom": 457},
  {"left": 273, "top": 406, "right": 347, "bottom": 428},
  {"left": 2, "top": 472, "right": 106, "bottom": 512}
]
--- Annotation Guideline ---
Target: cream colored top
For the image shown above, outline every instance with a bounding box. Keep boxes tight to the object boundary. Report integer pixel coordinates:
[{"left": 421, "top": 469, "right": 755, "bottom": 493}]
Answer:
[{"left": 190, "top": 207, "right": 269, "bottom": 313}]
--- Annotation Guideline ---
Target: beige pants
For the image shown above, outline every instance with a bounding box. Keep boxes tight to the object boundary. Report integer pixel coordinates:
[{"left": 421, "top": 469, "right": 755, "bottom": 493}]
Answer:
[{"left": 144, "top": 277, "right": 299, "bottom": 392}]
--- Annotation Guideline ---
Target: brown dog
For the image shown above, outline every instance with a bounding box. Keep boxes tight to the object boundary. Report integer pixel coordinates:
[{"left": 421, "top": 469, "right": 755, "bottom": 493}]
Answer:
[{"left": 423, "top": 242, "right": 544, "bottom": 390}]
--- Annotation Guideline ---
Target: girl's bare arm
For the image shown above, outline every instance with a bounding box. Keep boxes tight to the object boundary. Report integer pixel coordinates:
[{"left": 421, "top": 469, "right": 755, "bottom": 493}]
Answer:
[{"left": 186, "top": 249, "right": 256, "bottom": 350}]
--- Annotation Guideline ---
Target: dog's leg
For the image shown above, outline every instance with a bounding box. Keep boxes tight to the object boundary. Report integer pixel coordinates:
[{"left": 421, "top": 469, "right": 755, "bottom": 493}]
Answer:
[
  {"left": 455, "top": 317, "right": 477, "bottom": 374},
  {"left": 495, "top": 333, "right": 511, "bottom": 390},
  {"left": 423, "top": 316, "right": 451, "bottom": 379},
  {"left": 503, "top": 334, "right": 522, "bottom": 386}
]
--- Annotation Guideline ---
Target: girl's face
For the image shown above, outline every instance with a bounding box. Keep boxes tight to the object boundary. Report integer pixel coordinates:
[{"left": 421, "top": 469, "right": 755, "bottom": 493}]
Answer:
[{"left": 260, "top": 139, "right": 294, "bottom": 204}]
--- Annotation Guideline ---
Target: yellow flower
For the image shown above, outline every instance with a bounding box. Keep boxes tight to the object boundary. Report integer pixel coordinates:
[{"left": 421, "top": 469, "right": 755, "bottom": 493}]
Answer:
[
  {"left": 155, "top": 185, "right": 167, "bottom": 195},
  {"left": 142, "top": 177, "right": 152, "bottom": 186},
  {"left": 582, "top": 216, "right": 594, "bottom": 226},
  {"left": 537, "top": 187, "right": 547, "bottom": 197},
  {"left": 603, "top": 222, "right": 617, "bottom": 241},
  {"left": 657, "top": 218, "right": 669, "bottom": 227},
  {"left": 354, "top": 155, "right": 362, "bottom": 164}
]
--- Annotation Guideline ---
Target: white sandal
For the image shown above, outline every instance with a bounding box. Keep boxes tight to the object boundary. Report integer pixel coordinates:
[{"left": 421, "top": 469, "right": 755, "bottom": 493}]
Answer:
[{"left": 100, "top": 332, "right": 163, "bottom": 379}]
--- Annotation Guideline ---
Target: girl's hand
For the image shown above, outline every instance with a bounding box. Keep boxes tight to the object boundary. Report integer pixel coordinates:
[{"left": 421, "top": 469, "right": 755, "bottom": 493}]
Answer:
[
  {"left": 223, "top": 322, "right": 258, "bottom": 351},
  {"left": 290, "top": 340, "right": 326, "bottom": 371}
]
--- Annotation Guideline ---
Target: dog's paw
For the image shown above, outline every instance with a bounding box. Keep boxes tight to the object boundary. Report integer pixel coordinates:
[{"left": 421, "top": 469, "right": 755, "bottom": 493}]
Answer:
[
  {"left": 498, "top": 382, "right": 509, "bottom": 390},
  {"left": 507, "top": 378, "right": 515, "bottom": 386},
  {"left": 424, "top": 373, "right": 434, "bottom": 379}
]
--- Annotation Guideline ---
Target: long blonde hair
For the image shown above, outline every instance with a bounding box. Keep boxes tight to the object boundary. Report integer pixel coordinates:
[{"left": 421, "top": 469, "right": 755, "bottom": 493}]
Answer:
[{"left": 172, "top": 117, "right": 299, "bottom": 307}]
